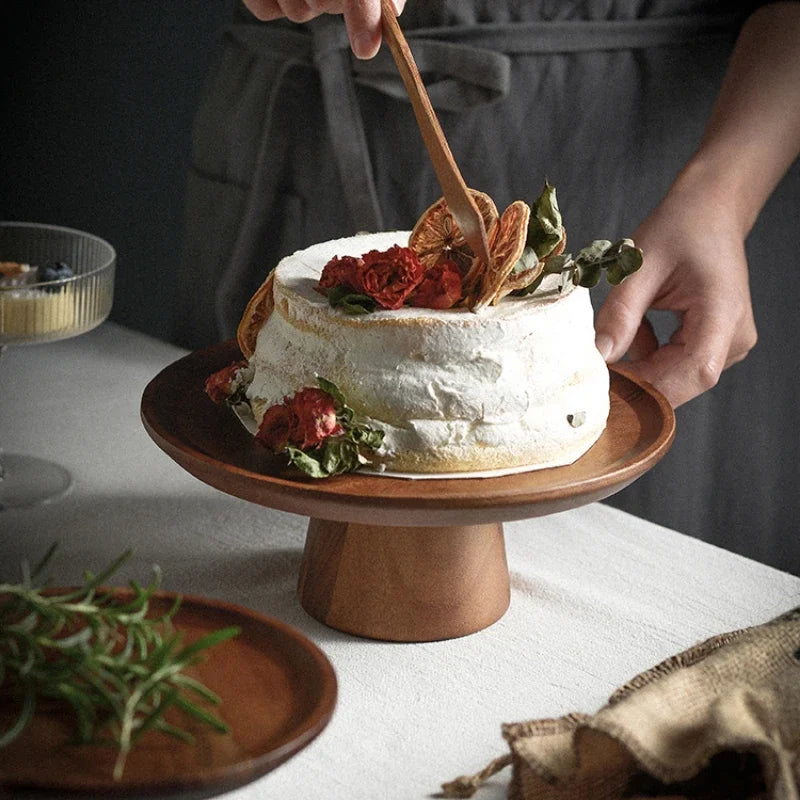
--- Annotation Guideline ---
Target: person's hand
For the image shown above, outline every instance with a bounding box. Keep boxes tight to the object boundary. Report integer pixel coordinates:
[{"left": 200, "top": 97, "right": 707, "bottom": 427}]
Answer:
[
  {"left": 593, "top": 168, "right": 758, "bottom": 408},
  {"left": 242, "top": 0, "right": 406, "bottom": 59}
]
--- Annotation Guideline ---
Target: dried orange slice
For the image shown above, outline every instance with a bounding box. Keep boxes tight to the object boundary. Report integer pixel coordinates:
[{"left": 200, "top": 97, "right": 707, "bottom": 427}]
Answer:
[
  {"left": 472, "top": 200, "right": 530, "bottom": 309},
  {"left": 493, "top": 249, "right": 543, "bottom": 303},
  {"left": 409, "top": 190, "right": 499, "bottom": 278},
  {"left": 236, "top": 271, "right": 275, "bottom": 358}
]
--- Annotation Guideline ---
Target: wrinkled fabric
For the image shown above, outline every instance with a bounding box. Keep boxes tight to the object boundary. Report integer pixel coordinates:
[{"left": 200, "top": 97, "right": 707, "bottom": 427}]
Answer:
[
  {"left": 175, "top": 0, "right": 799, "bottom": 572},
  {"left": 456, "top": 608, "right": 800, "bottom": 800}
]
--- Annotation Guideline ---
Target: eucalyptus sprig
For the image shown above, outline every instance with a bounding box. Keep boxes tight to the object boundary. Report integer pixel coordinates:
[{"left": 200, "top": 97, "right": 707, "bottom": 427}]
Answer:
[
  {"left": 0, "top": 545, "right": 239, "bottom": 780},
  {"left": 537, "top": 237, "right": 644, "bottom": 293},
  {"left": 514, "top": 182, "right": 644, "bottom": 295}
]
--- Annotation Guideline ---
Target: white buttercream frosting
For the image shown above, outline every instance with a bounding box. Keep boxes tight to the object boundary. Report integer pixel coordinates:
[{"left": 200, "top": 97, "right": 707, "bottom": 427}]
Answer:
[{"left": 247, "top": 231, "right": 609, "bottom": 473}]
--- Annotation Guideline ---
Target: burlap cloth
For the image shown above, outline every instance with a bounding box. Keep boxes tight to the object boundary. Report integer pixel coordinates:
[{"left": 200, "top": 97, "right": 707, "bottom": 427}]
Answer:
[{"left": 441, "top": 608, "right": 800, "bottom": 800}]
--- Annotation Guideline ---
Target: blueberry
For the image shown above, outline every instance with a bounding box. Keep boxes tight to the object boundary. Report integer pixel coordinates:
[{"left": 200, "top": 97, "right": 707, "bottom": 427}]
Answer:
[{"left": 38, "top": 261, "right": 74, "bottom": 292}]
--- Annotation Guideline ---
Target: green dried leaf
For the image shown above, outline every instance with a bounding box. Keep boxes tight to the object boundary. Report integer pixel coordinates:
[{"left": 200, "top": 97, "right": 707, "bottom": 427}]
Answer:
[
  {"left": 527, "top": 181, "right": 564, "bottom": 259},
  {"left": 511, "top": 246, "right": 539, "bottom": 276},
  {"left": 316, "top": 377, "right": 346, "bottom": 407},
  {"left": 286, "top": 446, "right": 329, "bottom": 478},
  {"left": 349, "top": 425, "right": 385, "bottom": 450},
  {"left": 326, "top": 286, "right": 377, "bottom": 315},
  {"left": 605, "top": 239, "right": 643, "bottom": 285},
  {"left": 320, "top": 438, "right": 361, "bottom": 476}
]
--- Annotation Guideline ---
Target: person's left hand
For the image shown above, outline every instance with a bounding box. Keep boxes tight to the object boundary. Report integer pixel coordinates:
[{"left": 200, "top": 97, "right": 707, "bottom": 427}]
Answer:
[
  {"left": 241, "top": 0, "right": 406, "bottom": 59},
  {"left": 593, "top": 171, "right": 758, "bottom": 408}
]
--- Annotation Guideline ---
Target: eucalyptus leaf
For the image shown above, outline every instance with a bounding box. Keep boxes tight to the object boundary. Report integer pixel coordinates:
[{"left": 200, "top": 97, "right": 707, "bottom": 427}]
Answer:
[
  {"left": 605, "top": 241, "right": 643, "bottom": 285},
  {"left": 511, "top": 246, "right": 539, "bottom": 276},
  {"left": 542, "top": 253, "right": 572, "bottom": 275},
  {"left": 326, "top": 286, "right": 377, "bottom": 315},
  {"left": 316, "top": 376, "right": 346, "bottom": 407},
  {"left": 321, "top": 438, "right": 361, "bottom": 476},
  {"left": 349, "top": 425, "right": 385, "bottom": 450},
  {"left": 575, "top": 240, "right": 613, "bottom": 265},
  {"left": 286, "top": 446, "right": 329, "bottom": 478},
  {"left": 511, "top": 272, "right": 545, "bottom": 297},
  {"left": 526, "top": 182, "right": 564, "bottom": 258},
  {"left": 575, "top": 262, "right": 603, "bottom": 288}
]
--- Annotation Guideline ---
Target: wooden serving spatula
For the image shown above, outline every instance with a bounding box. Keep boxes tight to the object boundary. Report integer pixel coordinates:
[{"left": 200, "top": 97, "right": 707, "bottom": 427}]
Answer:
[{"left": 379, "top": 0, "right": 493, "bottom": 271}]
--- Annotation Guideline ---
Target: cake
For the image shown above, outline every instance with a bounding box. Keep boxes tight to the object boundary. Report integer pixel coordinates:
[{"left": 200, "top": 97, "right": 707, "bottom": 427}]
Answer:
[
  {"left": 206, "top": 185, "right": 642, "bottom": 477},
  {"left": 244, "top": 231, "right": 609, "bottom": 474}
]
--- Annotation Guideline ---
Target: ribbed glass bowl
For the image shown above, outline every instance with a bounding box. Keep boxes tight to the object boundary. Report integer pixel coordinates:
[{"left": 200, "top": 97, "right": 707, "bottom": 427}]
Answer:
[{"left": 0, "top": 222, "right": 116, "bottom": 346}]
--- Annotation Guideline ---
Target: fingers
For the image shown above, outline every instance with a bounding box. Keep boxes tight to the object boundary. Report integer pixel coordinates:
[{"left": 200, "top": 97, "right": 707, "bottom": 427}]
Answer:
[
  {"left": 344, "top": 0, "right": 383, "bottom": 59},
  {"left": 242, "top": 0, "right": 284, "bottom": 20},
  {"left": 623, "top": 301, "right": 757, "bottom": 407},
  {"left": 594, "top": 267, "right": 659, "bottom": 363},
  {"left": 242, "top": 0, "right": 327, "bottom": 22},
  {"left": 242, "top": 0, "right": 404, "bottom": 59},
  {"left": 626, "top": 316, "right": 659, "bottom": 363}
]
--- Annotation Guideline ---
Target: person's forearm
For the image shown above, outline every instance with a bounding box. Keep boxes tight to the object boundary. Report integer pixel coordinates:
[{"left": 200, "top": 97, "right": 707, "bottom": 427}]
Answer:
[{"left": 677, "top": 2, "right": 800, "bottom": 236}]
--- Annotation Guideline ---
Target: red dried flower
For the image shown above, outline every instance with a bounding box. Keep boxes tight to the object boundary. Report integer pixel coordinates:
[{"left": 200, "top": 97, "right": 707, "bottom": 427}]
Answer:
[
  {"left": 205, "top": 360, "right": 247, "bottom": 404},
  {"left": 257, "top": 387, "right": 343, "bottom": 453},
  {"left": 318, "top": 255, "right": 365, "bottom": 292},
  {"left": 408, "top": 260, "right": 463, "bottom": 309},
  {"left": 288, "top": 387, "right": 343, "bottom": 449},
  {"left": 360, "top": 246, "right": 425, "bottom": 309},
  {"left": 256, "top": 403, "right": 293, "bottom": 453}
]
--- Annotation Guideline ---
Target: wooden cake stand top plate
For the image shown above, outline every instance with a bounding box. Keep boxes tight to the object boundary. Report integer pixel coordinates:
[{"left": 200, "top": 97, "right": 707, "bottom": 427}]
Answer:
[{"left": 141, "top": 341, "right": 675, "bottom": 527}]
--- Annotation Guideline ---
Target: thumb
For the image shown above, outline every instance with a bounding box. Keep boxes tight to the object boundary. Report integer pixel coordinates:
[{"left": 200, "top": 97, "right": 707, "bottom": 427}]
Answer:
[{"left": 594, "top": 272, "right": 656, "bottom": 363}]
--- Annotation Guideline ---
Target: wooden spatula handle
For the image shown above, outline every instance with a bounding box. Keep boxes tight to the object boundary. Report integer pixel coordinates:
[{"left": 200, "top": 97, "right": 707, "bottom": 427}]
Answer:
[{"left": 379, "top": 0, "right": 492, "bottom": 268}]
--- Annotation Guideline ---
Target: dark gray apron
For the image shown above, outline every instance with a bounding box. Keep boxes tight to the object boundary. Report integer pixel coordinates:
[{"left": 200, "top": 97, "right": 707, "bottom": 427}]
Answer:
[{"left": 176, "top": 1, "right": 799, "bottom": 573}]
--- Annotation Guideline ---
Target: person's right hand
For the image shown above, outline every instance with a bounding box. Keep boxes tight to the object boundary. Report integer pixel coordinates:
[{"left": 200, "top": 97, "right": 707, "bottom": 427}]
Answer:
[
  {"left": 242, "top": 0, "right": 406, "bottom": 59},
  {"left": 593, "top": 166, "right": 758, "bottom": 407}
]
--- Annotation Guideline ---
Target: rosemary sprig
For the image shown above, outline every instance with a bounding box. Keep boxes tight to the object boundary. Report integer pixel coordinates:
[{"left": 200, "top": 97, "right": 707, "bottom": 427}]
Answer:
[{"left": 0, "top": 545, "right": 239, "bottom": 780}]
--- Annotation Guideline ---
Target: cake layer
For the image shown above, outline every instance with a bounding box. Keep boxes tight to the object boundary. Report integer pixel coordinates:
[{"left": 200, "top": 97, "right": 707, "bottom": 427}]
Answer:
[{"left": 247, "top": 232, "right": 609, "bottom": 473}]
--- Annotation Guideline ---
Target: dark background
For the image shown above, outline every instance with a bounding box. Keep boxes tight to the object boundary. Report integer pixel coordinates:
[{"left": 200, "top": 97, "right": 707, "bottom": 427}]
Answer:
[{"left": 1, "top": 1, "right": 230, "bottom": 341}]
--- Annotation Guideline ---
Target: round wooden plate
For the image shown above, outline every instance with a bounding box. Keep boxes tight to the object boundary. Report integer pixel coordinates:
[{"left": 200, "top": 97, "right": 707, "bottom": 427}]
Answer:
[
  {"left": 0, "top": 591, "right": 337, "bottom": 797},
  {"left": 140, "top": 340, "right": 675, "bottom": 527}
]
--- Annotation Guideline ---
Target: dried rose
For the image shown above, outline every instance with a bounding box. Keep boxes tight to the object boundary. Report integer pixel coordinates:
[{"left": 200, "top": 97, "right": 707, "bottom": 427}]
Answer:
[
  {"left": 287, "top": 387, "right": 343, "bottom": 450},
  {"left": 360, "top": 246, "right": 425, "bottom": 310},
  {"left": 408, "top": 260, "right": 463, "bottom": 309},
  {"left": 318, "top": 255, "right": 365, "bottom": 292},
  {"left": 256, "top": 403, "right": 293, "bottom": 453},
  {"left": 205, "top": 361, "right": 248, "bottom": 405}
]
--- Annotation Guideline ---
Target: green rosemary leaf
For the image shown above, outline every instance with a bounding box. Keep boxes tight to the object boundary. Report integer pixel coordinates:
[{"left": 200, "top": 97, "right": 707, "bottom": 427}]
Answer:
[
  {"left": 29, "top": 542, "right": 59, "bottom": 582},
  {"left": 0, "top": 686, "right": 35, "bottom": 748},
  {"left": 171, "top": 673, "right": 222, "bottom": 705},
  {"left": 171, "top": 694, "right": 230, "bottom": 733},
  {"left": 0, "top": 548, "right": 239, "bottom": 781},
  {"left": 175, "top": 626, "right": 241, "bottom": 663}
]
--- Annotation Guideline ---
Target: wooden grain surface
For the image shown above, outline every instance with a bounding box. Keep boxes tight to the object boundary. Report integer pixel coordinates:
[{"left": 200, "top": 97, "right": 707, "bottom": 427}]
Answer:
[
  {"left": 140, "top": 341, "right": 675, "bottom": 527},
  {"left": 0, "top": 592, "right": 337, "bottom": 797},
  {"left": 298, "top": 519, "right": 509, "bottom": 642}
]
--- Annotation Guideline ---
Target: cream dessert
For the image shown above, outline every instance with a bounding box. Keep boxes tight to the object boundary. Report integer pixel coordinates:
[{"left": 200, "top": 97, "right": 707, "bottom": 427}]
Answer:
[
  {"left": 0, "top": 261, "right": 76, "bottom": 342},
  {"left": 244, "top": 231, "right": 610, "bottom": 474}
]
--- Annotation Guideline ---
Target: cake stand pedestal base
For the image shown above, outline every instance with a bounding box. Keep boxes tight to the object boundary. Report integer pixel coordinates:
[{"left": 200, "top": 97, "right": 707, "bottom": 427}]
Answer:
[{"left": 298, "top": 518, "right": 510, "bottom": 642}]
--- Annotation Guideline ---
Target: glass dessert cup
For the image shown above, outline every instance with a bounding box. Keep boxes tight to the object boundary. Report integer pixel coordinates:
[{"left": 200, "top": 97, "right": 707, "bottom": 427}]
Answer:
[{"left": 1, "top": 222, "right": 116, "bottom": 510}]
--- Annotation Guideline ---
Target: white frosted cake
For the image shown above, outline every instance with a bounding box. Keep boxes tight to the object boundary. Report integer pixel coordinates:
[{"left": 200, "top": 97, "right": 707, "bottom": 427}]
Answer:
[{"left": 244, "top": 231, "right": 610, "bottom": 474}]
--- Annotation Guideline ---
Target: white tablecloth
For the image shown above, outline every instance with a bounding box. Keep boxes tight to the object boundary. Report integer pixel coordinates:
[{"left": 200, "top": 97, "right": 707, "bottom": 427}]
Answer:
[{"left": 2, "top": 322, "right": 798, "bottom": 799}]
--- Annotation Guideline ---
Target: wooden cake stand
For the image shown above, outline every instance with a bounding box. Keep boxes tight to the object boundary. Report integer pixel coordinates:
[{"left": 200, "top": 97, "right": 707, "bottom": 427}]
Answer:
[{"left": 141, "top": 341, "right": 675, "bottom": 643}]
